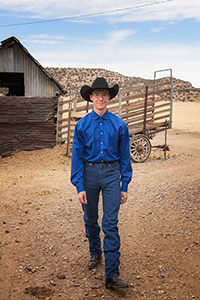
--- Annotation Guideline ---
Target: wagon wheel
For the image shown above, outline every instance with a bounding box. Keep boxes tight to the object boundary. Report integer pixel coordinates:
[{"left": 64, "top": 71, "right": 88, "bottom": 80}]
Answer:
[{"left": 130, "top": 134, "right": 151, "bottom": 163}]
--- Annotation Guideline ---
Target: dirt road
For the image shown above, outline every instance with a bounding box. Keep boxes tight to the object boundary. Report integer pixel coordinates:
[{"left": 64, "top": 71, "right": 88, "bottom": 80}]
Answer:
[{"left": 0, "top": 102, "right": 199, "bottom": 300}]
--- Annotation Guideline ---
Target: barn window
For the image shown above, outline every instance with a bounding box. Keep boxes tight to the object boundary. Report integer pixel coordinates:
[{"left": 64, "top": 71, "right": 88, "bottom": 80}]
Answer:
[{"left": 0, "top": 72, "right": 25, "bottom": 96}]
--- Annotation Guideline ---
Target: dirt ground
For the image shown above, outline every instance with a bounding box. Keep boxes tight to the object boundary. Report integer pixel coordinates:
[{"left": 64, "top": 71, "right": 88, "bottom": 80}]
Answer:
[{"left": 0, "top": 102, "right": 200, "bottom": 300}]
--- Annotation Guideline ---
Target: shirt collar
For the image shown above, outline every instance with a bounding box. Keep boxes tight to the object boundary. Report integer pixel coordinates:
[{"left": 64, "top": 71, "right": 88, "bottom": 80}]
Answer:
[{"left": 92, "top": 109, "right": 109, "bottom": 120}]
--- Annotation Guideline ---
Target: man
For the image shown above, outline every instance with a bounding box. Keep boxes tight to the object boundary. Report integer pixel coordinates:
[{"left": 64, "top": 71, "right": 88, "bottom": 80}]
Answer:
[{"left": 71, "top": 77, "right": 132, "bottom": 289}]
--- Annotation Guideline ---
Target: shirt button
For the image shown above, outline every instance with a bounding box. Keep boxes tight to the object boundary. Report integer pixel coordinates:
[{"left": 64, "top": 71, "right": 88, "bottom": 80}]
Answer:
[
  {"left": 100, "top": 132, "right": 102, "bottom": 135},
  {"left": 101, "top": 142, "right": 103, "bottom": 144},
  {"left": 101, "top": 151, "right": 103, "bottom": 153},
  {"left": 100, "top": 123, "right": 102, "bottom": 125}
]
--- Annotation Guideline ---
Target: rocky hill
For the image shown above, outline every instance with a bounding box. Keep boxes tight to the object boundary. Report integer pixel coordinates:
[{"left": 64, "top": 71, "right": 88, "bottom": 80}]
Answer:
[{"left": 46, "top": 67, "right": 200, "bottom": 102}]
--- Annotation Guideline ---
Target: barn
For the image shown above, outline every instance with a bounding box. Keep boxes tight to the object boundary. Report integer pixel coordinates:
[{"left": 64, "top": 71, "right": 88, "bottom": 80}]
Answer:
[{"left": 0, "top": 36, "right": 67, "bottom": 155}]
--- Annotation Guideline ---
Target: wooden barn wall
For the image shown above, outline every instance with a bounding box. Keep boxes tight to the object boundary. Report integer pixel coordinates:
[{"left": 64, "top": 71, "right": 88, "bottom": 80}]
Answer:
[
  {"left": 0, "top": 96, "right": 58, "bottom": 154},
  {"left": 0, "top": 44, "right": 60, "bottom": 97}
]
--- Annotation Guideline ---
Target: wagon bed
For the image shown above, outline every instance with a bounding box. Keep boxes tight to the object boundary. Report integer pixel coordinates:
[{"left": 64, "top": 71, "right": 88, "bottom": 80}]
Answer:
[{"left": 105, "top": 69, "right": 173, "bottom": 162}]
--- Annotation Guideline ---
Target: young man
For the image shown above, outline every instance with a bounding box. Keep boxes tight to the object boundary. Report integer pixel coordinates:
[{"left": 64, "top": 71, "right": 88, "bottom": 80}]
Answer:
[{"left": 71, "top": 77, "right": 132, "bottom": 289}]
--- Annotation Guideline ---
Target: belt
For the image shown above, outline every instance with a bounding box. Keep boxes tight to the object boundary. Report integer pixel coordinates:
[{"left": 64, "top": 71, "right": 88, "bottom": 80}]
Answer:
[{"left": 85, "top": 161, "right": 118, "bottom": 165}]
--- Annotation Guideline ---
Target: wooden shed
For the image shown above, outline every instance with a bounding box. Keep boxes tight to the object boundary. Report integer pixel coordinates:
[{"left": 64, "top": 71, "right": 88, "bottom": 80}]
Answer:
[{"left": 0, "top": 36, "right": 67, "bottom": 155}]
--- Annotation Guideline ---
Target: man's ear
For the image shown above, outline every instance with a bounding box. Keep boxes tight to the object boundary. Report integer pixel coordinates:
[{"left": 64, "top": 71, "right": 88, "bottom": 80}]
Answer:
[{"left": 89, "top": 94, "right": 93, "bottom": 101}]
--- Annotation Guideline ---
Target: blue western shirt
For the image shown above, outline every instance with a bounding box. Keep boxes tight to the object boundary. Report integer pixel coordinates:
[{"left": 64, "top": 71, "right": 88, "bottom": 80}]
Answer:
[{"left": 71, "top": 109, "right": 132, "bottom": 193}]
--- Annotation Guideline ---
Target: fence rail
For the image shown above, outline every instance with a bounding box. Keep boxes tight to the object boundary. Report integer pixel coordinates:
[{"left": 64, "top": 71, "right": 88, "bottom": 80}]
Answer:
[{"left": 56, "top": 76, "right": 173, "bottom": 157}]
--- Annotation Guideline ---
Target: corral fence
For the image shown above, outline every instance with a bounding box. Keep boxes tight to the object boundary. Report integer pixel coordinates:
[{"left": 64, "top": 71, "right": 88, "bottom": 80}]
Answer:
[{"left": 56, "top": 69, "right": 173, "bottom": 161}]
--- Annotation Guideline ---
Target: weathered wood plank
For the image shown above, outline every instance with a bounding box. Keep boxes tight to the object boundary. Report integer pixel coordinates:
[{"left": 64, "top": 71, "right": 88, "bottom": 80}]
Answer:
[
  {"left": 119, "top": 80, "right": 171, "bottom": 94},
  {"left": 0, "top": 96, "right": 57, "bottom": 154}
]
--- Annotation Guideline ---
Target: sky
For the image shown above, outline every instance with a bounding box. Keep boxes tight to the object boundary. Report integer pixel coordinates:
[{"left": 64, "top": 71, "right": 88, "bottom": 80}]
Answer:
[{"left": 0, "top": 0, "right": 200, "bottom": 88}]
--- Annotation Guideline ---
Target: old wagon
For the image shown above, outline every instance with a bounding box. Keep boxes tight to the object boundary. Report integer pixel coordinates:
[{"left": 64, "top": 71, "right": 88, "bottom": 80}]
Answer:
[
  {"left": 58, "top": 69, "right": 173, "bottom": 162},
  {"left": 119, "top": 69, "right": 173, "bottom": 162}
]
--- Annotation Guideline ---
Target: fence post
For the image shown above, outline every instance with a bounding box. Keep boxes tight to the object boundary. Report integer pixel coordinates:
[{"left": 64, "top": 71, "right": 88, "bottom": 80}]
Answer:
[
  {"left": 143, "top": 85, "right": 148, "bottom": 135},
  {"left": 66, "top": 102, "right": 72, "bottom": 157},
  {"left": 118, "top": 93, "right": 122, "bottom": 117},
  {"left": 56, "top": 96, "right": 63, "bottom": 145},
  {"left": 164, "top": 119, "right": 167, "bottom": 160},
  {"left": 169, "top": 77, "right": 173, "bottom": 129}
]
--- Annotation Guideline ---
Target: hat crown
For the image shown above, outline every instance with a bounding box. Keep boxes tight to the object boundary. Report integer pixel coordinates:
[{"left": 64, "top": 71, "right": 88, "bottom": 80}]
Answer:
[
  {"left": 80, "top": 77, "right": 119, "bottom": 102},
  {"left": 92, "top": 77, "right": 109, "bottom": 90}
]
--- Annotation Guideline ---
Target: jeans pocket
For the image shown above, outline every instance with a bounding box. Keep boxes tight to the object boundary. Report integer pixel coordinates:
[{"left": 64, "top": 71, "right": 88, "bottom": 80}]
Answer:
[
  {"left": 84, "top": 162, "right": 93, "bottom": 171},
  {"left": 107, "top": 162, "right": 120, "bottom": 173}
]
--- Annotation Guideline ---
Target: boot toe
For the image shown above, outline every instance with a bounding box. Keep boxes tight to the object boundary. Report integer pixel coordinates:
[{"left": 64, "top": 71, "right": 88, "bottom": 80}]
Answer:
[
  {"left": 88, "top": 255, "right": 102, "bottom": 270},
  {"left": 105, "top": 276, "right": 129, "bottom": 289}
]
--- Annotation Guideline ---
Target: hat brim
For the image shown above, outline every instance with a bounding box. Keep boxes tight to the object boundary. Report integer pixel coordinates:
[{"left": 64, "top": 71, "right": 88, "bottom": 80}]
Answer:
[{"left": 80, "top": 84, "right": 119, "bottom": 102}]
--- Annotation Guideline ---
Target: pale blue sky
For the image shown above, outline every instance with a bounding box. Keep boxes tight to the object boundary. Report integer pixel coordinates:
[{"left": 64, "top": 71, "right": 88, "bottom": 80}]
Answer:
[{"left": 0, "top": 0, "right": 200, "bottom": 87}]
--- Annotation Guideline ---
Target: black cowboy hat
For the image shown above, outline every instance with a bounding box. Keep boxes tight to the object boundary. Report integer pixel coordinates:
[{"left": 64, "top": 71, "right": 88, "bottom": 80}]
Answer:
[{"left": 80, "top": 77, "right": 119, "bottom": 102}]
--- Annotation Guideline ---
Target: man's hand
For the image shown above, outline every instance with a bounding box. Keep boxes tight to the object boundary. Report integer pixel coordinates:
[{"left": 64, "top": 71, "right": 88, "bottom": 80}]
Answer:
[
  {"left": 78, "top": 191, "right": 88, "bottom": 204},
  {"left": 121, "top": 191, "right": 128, "bottom": 204}
]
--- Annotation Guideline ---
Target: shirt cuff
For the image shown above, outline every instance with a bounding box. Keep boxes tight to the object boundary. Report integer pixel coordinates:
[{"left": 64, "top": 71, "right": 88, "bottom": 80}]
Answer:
[
  {"left": 121, "top": 182, "right": 128, "bottom": 192},
  {"left": 76, "top": 182, "right": 85, "bottom": 194}
]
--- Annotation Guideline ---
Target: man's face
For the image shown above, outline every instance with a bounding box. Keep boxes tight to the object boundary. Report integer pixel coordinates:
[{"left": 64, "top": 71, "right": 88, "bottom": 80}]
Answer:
[{"left": 90, "top": 89, "right": 110, "bottom": 114}]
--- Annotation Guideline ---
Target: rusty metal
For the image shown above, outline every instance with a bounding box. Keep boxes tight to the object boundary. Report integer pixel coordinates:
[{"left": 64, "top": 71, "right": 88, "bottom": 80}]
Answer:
[
  {"left": 136, "top": 144, "right": 144, "bottom": 153},
  {"left": 152, "top": 145, "right": 170, "bottom": 150},
  {"left": 0, "top": 96, "right": 57, "bottom": 155}
]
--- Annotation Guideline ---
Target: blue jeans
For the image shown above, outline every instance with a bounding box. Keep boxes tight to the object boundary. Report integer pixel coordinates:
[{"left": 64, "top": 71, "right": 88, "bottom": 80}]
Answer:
[{"left": 82, "top": 161, "right": 121, "bottom": 279}]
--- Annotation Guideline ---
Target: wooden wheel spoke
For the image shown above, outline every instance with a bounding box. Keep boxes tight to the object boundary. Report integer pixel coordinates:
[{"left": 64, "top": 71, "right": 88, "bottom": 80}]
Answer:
[{"left": 130, "top": 134, "right": 151, "bottom": 163}]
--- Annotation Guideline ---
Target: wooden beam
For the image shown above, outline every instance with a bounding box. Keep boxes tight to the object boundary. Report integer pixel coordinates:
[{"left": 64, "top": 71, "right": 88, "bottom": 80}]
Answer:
[{"left": 71, "top": 111, "right": 86, "bottom": 118}]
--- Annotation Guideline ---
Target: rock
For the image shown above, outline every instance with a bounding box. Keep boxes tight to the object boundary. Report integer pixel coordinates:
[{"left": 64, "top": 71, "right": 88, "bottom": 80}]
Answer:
[{"left": 57, "top": 273, "right": 66, "bottom": 279}]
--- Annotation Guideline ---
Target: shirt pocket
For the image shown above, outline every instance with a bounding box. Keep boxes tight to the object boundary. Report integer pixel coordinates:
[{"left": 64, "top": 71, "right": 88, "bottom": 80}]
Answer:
[
  {"left": 84, "top": 131, "right": 94, "bottom": 151},
  {"left": 84, "top": 131, "right": 99, "bottom": 156},
  {"left": 108, "top": 133, "right": 119, "bottom": 154}
]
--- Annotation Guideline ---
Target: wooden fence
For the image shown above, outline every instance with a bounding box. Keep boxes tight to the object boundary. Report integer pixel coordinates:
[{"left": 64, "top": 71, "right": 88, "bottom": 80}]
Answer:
[{"left": 56, "top": 77, "right": 173, "bottom": 157}]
